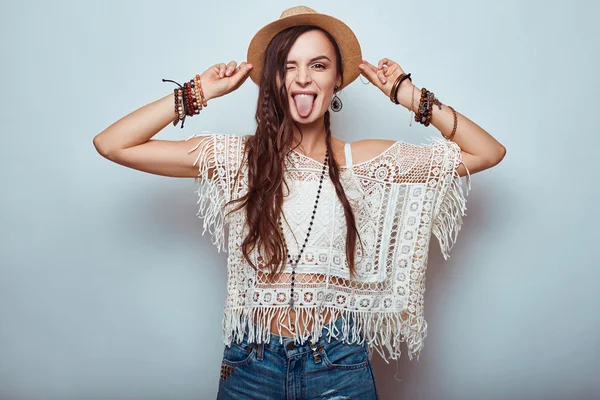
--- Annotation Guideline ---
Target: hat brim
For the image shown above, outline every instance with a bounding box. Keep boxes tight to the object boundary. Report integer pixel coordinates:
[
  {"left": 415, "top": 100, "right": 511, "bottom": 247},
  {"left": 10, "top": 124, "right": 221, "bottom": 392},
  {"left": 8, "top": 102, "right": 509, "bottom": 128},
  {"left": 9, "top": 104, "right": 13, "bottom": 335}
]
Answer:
[{"left": 247, "top": 12, "right": 362, "bottom": 91}]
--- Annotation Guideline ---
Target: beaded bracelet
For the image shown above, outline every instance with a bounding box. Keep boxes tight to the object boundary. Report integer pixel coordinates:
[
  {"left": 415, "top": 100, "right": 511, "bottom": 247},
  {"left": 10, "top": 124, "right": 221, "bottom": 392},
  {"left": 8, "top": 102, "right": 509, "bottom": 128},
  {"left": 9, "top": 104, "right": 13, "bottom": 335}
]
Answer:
[
  {"left": 187, "top": 81, "right": 195, "bottom": 116},
  {"left": 421, "top": 90, "right": 433, "bottom": 126},
  {"left": 194, "top": 74, "right": 207, "bottom": 108},
  {"left": 415, "top": 88, "right": 428, "bottom": 125},
  {"left": 162, "top": 74, "right": 208, "bottom": 128},
  {"left": 425, "top": 92, "right": 433, "bottom": 126},
  {"left": 191, "top": 80, "right": 200, "bottom": 115},
  {"left": 408, "top": 84, "right": 458, "bottom": 140},
  {"left": 191, "top": 79, "right": 201, "bottom": 115},
  {"left": 184, "top": 81, "right": 192, "bottom": 116},
  {"left": 173, "top": 87, "right": 185, "bottom": 124},
  {"left": 414, "top": 88, "right": 442, "bottom": 127},
  {"left": 443, "top": 105, "right": 458, "bottom": 140}
]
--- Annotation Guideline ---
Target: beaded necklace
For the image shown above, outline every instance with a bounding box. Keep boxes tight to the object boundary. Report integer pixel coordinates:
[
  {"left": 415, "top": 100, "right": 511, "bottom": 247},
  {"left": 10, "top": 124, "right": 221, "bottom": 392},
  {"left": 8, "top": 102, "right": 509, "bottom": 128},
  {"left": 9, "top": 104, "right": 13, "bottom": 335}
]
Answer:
[{"left": 278, "top": 149, "right": 329, "bottom": 310}]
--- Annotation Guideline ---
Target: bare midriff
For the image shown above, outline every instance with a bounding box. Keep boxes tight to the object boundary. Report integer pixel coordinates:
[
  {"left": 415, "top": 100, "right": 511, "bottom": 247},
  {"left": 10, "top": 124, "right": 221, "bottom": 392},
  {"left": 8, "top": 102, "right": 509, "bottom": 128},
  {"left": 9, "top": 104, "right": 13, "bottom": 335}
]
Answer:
[{"left": 266, "top": 307, "right": 336, "bottom": 337}]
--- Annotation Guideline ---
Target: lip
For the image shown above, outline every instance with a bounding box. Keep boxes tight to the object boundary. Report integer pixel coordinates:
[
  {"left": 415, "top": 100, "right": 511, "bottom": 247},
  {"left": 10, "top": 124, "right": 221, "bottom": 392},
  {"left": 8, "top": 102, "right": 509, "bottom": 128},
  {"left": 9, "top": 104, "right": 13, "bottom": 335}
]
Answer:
[{"left": 291, "top": 90, "right": 317, "bottom": 97}]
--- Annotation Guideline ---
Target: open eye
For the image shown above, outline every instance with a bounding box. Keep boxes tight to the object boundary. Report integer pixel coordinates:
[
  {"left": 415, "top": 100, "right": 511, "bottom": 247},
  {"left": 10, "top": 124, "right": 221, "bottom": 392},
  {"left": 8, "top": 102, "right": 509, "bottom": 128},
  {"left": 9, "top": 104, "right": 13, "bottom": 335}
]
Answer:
[{"left": 313, "top": 63, "right": 326, "bottom": 69}]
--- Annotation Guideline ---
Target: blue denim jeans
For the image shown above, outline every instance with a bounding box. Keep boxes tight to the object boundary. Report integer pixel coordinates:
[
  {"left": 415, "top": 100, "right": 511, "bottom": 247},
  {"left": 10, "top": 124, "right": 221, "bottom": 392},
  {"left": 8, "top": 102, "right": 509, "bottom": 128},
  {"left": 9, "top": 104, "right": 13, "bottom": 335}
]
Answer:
[{"left": 217, "top": 317, "right": 378, "bottom": 400}]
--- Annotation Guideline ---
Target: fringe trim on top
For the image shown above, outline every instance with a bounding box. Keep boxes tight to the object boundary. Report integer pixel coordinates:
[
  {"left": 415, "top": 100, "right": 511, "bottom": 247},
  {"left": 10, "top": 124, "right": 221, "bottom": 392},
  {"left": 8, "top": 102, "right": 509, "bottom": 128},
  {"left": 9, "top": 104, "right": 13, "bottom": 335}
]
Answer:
[
  {"left": 223, "top": 305, "right": 429, "bottom": 362},
  {"left": 185, "top": 132, "right": 228, "bottom": 253},
  {"left": 427, "top": 137, "right": 471, "bottom": 260}
]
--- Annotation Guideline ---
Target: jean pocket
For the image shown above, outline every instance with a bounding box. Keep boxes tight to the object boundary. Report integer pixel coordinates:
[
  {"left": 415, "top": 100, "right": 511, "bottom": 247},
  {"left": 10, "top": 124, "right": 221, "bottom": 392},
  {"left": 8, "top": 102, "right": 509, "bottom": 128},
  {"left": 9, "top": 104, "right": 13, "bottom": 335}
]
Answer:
[
  {"left": 222, "top": 343, "right": 256, "bottom": 367},
  {"left": 320, "top": 341, "right": 369, "bottom": 370}
]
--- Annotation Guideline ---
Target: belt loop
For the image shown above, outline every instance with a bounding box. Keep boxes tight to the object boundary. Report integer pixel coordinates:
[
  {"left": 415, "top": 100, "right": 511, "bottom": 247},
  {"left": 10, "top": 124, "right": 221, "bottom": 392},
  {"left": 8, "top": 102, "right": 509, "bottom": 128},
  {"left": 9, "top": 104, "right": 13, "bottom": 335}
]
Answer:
[{"left": 256, "top": 343, "right": 264, "bottom": 360}]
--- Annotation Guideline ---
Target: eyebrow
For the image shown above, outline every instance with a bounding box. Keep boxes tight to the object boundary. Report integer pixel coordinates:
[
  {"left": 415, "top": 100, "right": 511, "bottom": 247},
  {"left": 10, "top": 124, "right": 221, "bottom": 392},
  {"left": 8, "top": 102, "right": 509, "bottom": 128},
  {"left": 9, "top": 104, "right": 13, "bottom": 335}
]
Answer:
[{"left": 286, "top": 55, "right": 332, "bottom": 64}]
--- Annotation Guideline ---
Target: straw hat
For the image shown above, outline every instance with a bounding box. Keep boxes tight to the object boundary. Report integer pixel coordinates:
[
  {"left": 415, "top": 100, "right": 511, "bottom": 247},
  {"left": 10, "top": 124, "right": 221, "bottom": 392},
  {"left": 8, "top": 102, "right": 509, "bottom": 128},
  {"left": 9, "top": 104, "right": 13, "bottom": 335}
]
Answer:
[{"left": 246, "top": 6, "right": 362, "bottom": 91}]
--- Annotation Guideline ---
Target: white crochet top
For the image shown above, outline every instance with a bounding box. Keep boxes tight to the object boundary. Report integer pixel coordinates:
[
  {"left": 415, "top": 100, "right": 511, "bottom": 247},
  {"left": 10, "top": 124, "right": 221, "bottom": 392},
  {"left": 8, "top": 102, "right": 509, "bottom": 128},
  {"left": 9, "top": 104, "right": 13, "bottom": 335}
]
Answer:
[{"left": 186, "top": 132, "right": 471, "bottom": 361}]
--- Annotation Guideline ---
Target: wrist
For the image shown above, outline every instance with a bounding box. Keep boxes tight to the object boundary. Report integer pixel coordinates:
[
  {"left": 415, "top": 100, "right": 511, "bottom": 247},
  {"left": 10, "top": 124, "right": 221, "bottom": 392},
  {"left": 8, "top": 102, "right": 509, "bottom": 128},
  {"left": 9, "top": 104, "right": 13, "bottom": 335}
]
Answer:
[
  {"left": 199, "top": 78, "right": 214, "bottom": 102},
  {"left": 202, "top": 83, "right": 215, "bottom": 102},
  {"left": 398, "top": 81, "right": 419, "bottom": 112}
]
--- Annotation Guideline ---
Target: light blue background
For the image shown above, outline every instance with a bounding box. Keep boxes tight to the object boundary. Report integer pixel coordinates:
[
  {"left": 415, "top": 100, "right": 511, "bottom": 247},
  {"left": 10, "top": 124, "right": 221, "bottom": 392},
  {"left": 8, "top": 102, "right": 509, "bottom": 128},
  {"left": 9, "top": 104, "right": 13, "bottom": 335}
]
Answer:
[{"left": 1, "top": 0, "right": 598, "bottom": 399}]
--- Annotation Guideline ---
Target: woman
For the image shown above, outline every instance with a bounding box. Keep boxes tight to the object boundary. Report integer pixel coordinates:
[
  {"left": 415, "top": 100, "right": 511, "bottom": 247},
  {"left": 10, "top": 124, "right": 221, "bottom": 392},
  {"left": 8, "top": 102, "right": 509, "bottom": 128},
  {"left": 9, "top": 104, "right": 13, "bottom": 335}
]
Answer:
[{"left": 93, "top": 6, "right": 505, "bottom": 400}]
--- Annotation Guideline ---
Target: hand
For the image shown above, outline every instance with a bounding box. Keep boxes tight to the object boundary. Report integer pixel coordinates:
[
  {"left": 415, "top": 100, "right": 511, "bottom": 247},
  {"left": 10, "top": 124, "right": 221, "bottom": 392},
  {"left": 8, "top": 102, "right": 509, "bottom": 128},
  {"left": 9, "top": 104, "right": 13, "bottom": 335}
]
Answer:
[
  {"left": 200, "top": 61, "right": 253, "bottom": 101},
  {"left": 358, "top": 58, "right": 413, "bottom": 100}
]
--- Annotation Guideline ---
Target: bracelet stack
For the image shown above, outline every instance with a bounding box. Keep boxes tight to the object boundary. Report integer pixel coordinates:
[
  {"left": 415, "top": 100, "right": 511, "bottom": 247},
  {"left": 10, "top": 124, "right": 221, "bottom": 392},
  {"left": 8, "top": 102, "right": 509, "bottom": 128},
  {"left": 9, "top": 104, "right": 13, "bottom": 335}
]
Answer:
[
  {"left": 391, "top": 72, "right": 458, "bottom": 141},
  {"left": 415, "top": 88, "right": 442, "bottom": 127},
  {"left": 414, "top": 87, "right": 457, "bottom": 141},
  {"left": 162, "top": 74, "right": 207, "bottom": 129}
]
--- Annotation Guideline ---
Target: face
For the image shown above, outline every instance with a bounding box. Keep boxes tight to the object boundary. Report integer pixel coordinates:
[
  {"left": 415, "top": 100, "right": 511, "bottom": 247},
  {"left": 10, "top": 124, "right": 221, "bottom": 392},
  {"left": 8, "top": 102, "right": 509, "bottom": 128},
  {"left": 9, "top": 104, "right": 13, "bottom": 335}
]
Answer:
[{"left": 278, "top": 29, "right": 342, "bottom": 124}]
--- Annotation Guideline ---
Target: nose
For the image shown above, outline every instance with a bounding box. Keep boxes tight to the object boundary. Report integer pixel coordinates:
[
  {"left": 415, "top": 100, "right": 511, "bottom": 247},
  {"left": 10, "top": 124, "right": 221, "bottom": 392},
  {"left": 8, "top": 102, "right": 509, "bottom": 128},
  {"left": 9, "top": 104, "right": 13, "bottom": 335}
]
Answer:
[{"left": 294, "top": 66, "right": 312, "bottom": 86}]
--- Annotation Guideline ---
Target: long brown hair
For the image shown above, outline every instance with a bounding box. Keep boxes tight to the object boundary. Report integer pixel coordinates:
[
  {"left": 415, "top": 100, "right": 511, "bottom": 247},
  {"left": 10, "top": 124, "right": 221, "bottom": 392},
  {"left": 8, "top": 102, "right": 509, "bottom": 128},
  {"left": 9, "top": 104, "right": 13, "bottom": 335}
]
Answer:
[{"left": 228, "top": 25, "right": 363, "bottom": 279}]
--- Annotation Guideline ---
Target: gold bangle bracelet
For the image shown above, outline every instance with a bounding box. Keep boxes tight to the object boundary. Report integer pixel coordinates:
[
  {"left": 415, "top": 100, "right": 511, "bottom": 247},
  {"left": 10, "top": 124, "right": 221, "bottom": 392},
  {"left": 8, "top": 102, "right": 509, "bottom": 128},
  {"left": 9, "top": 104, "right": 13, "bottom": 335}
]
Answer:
[{"left": 389, "top": 73, "right": 407, "bottom": 104}]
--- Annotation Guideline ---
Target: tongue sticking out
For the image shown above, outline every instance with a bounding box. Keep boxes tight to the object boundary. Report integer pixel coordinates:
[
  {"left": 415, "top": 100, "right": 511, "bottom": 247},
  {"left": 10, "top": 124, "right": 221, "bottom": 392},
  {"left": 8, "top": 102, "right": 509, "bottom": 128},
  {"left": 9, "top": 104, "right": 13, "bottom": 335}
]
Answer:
[{"left": 293, "top": 94, "right": 315, "bottom": 118}]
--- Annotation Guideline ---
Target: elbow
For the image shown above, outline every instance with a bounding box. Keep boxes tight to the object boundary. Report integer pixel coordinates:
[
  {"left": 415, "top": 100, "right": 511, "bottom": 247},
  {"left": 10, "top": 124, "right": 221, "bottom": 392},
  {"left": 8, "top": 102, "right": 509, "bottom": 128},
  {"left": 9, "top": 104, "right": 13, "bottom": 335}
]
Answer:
[
  {"left": 93, "top": 134, "right": 116, "bottom": 160},
  {"left": 486, "top": 144, "right": 506, "bottom": 168},
  {"left": 93, "top": 135, "right": 107, "bottom": 158},
  {"left": 496, "top": 144, "right": 507, "bottom": 164}
]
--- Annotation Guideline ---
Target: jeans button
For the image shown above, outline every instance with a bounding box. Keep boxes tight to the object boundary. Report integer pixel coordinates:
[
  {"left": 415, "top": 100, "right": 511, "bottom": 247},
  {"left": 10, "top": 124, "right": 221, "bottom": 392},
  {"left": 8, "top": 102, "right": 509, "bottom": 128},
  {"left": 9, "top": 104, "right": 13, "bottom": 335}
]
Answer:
[{"left": 286, "top": 342, "right": 295, "bottom": 350}]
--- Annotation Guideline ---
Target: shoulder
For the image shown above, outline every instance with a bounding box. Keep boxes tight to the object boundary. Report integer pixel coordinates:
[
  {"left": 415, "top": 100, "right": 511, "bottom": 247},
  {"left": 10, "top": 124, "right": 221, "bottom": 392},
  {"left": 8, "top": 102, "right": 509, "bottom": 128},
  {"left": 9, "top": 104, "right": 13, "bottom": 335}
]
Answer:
[
  {"left": 348, "top": 138, "right": 449, "bottom": 175},
  {"left": 349, "top": 138, "right": 398, "bottom": 164},
  {"left": 346, "top": 137, "right": 457, "bottom": 164}
]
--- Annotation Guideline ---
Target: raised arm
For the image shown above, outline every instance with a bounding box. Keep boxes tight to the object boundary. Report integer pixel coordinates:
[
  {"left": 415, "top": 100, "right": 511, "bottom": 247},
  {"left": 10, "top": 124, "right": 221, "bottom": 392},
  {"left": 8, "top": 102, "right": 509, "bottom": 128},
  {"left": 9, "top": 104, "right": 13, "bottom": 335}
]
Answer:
[
  {"left": 395, "top": 80, "right": 505, "bottom": 178},
  {"left": 359, "top": 58, "right": 506, "bottom": 177},
  {"left": 92, "top": 61, "right": 254, "bottom": 179}
]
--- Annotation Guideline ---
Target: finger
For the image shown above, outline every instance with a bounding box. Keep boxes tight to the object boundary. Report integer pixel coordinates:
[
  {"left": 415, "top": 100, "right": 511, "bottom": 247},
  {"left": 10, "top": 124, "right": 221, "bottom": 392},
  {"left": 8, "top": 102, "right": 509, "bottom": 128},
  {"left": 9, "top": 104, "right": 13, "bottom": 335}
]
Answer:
[
  {"left": 232, "top": 61, "right": 247, "bottom": 75},
  {"left": 231, "top": 62, "right": 252, "bottom": 79},
  {"left": 225, "top": 61, "right": 238, "bottom": 77},
  {"left": 385, "top": 59, "right": 406, "bottom": 78},
  {"left": 232, "top": 61, "right": 252, "bottom": 78},
  {"left": 359, "top": 62, "right": 384, "bottom": 90},
  {"left": 380, "top": 58, "right": 399, "bottom": 79},
  {"left": 238, "top": 61, "right": 252, "bottom": 70},
  {"left": 363, "top": 59, "right": 391, "bottom": 87},
  {"left": 221, "top": 63, "right": 229, "bottom": 78},
  {"left": 361, "top": 60, "right": 380, "bottom": 77},
  {"left": 383, "top": 65, "right": 397, "bottom": 77},
  {"left": 362, "top": 59, "right": 377, "bottom": 70},
  {"left": 383, "top": 65, "right": 391, "bottom": 77},
  {"left": 218, "top": 63, "right": 227, "bottom": 78},
  {"left": 376, "top": 68, "right": 387, "bottom": 84},
  {"left": 378, "top": 58, "right": 392, "bottom": 70},
  {"left": 231, "top": 63, "right": 253, "bottom": 89},
  {"left": 380, "top": 58, "right": 401, "bottom": 78},
  {"left": 214, "top": 63, "right": 223, "bottom": 77}
]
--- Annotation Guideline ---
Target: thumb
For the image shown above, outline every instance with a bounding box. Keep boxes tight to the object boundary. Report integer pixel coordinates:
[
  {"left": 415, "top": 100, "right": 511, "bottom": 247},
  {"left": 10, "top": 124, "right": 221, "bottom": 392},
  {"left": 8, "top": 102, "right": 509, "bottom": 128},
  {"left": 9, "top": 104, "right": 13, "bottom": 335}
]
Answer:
[{"left": 229, "top": 63, "right": 254, "bottom": 89}]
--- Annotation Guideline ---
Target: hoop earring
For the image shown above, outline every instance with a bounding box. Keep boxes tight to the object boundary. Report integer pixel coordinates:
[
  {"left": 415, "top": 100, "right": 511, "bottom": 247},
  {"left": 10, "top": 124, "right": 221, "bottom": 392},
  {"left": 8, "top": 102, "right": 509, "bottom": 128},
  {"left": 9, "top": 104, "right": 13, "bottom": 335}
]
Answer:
[{"left": 330, "top": 86, "right": 343, "bottom": 112}]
